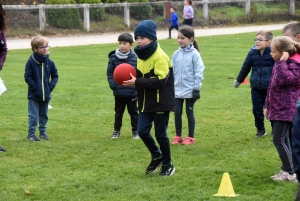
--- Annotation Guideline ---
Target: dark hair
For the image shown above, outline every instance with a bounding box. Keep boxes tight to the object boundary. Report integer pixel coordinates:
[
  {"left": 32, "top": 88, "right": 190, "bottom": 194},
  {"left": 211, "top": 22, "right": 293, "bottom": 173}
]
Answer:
[
  {"left": 256, "top": 30, "right": 273, "bottom": 41},
  {"left": 272, "top": 36, "right": 300, "bottom": 56},
  {"left": 0, "top": 4, "right": 7, "bottom": 32},
  {"left": 282, "top": 21, "right": 300, "bottom": 37},
  {"left": 186, "top": 0, "right": 192, "bottom": 5},
  {"left": 178, "top": 25, "right": 199, "bottom": 51},
  {"left": 171, "top": 7, "right": 176, "bottom": 11},
  {"left": 118, "top": 33, "right": 133, "bottom": 44}
]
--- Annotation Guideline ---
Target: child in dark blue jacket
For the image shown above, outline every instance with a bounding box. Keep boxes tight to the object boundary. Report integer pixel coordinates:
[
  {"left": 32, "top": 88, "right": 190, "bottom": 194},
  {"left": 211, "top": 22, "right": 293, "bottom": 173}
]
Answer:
[
  {"left": 234, "top": 30, "right": 274, "bottom": 138},
  {"left": 167, "top": 7, "right": 178, "bottom": 39},
  {"left": 24, "top": 35, "right": 58, "bottom": 141},
  {"left": 106, "top": 33, "right": 139, "bottom": 139}
]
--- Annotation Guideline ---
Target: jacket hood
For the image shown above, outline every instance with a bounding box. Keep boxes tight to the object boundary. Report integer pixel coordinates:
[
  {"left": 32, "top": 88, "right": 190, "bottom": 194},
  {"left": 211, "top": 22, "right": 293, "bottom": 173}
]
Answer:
[
  {"left": 290, "top": 53, "right": 300, "bottom": 64},
  {"left": 251, "top": 45, "right": 271, "bottom": 52},
  {"left": 108, "top": 50, "right": 116, "bottom": 58},
  {"left": 179, "top": 44, "right": 195, "bottom": 52}
]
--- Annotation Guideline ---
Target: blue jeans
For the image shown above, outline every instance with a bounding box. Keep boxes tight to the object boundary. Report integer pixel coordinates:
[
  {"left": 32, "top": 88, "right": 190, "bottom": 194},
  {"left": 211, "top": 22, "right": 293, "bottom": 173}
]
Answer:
[
  {"left": 251, "top": 88, "right": 267, "bottom": 131},
  {"left": 138, "top": 111, "right": 172, "bottom": 166},
  {"left": 28, "top": 99, "right": 49, "bottom": 136},
  {"left": 175, "top": 98, "right": 195, "bottom": 138}
]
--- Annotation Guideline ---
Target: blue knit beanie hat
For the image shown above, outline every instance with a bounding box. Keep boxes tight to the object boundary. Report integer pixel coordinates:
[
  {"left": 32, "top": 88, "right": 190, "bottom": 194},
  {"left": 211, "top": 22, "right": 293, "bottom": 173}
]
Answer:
[{"left": 134, "top": 20, "right": 157, "bottom": 41}]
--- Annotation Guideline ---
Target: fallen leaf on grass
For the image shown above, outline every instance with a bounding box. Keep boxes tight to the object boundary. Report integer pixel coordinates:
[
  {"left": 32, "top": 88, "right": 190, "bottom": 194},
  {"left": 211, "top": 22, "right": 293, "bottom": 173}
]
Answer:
[{"left": 24, "top": 189, "right": 30, "bottom": 194}]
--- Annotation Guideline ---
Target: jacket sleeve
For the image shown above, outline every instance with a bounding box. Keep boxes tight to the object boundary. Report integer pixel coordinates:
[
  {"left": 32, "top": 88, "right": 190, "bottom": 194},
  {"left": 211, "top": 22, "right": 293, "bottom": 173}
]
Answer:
[
  {"left": 49, "top": 61, "right": 58, "bottom": 92},
  {"left": 236, "top": 50, "right": 253, "bottom": 83},
  {"left": 0, "top": 31, "right": 8, "bottom": 71},
  {"left": 272, "top": 60, "right": 300, "bottom": 87},
  {"left": 136, "top": 57, "right": 170, "bottom": 89},
  {"left": 167, "top": 13, "right": 177, "bottom": 23},
  {"left": 172, "top": 13, "right": 177, "bottom": 23},
  {"left": 193, "top": 51, "right": 205, "bottom": 90},
  {"left": 24, "top": 60, "right": 36, "bottom": 91},
  {"left": 185, "top": 6, "right": 194, "bottom": 18},
  {"left": 107, "top": 57, "right": 117, "bottom": 90}
]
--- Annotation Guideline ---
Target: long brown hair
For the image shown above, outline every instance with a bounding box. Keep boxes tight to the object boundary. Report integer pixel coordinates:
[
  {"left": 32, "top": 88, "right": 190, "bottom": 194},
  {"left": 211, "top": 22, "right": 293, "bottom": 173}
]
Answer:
[{"left": 272, "top": 36, "right": 300, "bottom": 56}]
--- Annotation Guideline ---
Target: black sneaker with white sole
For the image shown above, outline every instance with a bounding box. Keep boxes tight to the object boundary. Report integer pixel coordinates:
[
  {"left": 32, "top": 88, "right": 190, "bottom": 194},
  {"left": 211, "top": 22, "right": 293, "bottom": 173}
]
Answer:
[
  {"left": 132, "top": 131, "right": 140, "bottom": 139},
  {"left": 255, "top": 130, "right": 267, "bottom": 138},
  {"left": 40, "top": 133, "right": 50, "bottom": 140},
  {"left": 27, "top": 135, "right": 40, "bottom": 141},
  {"left": 146, "top": 157, "right": 163, "bottom": 174},
  {"left": 159, "top": 164, "right": 175, "bottom": 176},
  {"left": 111, "top": 130, "right": 120, "bottom": 139},
  {"left": 0, "top": 146, "right": 6, "bottom": 152}
]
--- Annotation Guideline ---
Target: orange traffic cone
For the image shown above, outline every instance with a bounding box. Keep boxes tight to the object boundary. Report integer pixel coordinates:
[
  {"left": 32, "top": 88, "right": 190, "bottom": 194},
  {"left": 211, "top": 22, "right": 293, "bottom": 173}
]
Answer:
[
  {"left": 242, "top": 78, "right": 248, "bottom": 84},
  {"left": 213, "top": 172, "right": 239, "bottom": 197}
]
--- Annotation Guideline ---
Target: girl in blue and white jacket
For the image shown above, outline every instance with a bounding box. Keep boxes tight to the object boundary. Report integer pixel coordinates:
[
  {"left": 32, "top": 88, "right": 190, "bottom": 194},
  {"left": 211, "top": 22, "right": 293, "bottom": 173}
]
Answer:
[{"left": 171, "top": 25, "right": 205, "bottom": 145}]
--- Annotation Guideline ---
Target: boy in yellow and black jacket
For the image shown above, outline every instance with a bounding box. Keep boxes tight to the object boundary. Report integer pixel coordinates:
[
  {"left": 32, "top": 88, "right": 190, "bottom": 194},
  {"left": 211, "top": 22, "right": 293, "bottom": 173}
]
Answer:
[{"left": 123, "top": 20, "right": 175, "bottom": 176}]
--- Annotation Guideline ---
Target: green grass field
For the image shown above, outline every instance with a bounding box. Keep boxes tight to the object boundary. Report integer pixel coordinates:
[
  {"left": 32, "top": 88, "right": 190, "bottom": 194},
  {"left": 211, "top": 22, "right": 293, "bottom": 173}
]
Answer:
[{"left": 0, "top": 30, "right": 298, "bottom": 200}]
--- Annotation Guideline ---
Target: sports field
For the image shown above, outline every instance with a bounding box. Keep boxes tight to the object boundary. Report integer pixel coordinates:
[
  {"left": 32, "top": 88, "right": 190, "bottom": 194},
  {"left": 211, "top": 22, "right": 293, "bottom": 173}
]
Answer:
[{"left": 0, "top": 30, "right": 298, "bottom": 200}]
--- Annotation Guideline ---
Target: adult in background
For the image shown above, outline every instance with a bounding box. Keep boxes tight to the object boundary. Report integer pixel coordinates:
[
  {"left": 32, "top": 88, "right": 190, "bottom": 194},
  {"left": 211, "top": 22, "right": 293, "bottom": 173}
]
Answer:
[
  {"left": 282, "top": 21, "right": 300, "bottom": 43},
  {"left": 0, "top": 3, "right": 8, "bottom": 152},
  {"left": 183, "top": 0, "right": 194, "bottom": 26}
]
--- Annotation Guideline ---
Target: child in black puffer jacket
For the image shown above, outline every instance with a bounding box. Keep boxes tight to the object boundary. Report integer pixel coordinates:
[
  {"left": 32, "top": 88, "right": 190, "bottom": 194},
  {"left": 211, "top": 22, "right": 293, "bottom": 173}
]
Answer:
[
  {"left": 106, "top": 33, "right": 139, "bottom": 139},
  {"left": 234, "top": 30, "right": 274, "bottom": 138}
]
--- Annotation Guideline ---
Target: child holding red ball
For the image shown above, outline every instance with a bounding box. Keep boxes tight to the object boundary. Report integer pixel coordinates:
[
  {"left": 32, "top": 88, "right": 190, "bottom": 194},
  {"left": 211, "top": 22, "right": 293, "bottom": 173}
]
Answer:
[{"left": 106, "top": 33, "right": 139, "bottom": 139}]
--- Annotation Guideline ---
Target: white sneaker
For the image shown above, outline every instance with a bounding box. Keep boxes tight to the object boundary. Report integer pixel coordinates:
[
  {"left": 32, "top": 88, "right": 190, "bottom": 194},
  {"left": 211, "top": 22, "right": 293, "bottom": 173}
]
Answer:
[
  {"left": 272, "top": 170, "right": 298, "bottom": 182},
  {"left": 270, "top": 170, "right": 284, "bottom": 179}
]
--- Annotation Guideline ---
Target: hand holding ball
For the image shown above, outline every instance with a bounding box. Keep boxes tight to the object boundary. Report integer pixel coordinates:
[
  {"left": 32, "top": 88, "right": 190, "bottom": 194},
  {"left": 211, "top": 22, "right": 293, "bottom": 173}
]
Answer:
[{"left": 113, "top": 63, "right": 136, "bottom": 86}]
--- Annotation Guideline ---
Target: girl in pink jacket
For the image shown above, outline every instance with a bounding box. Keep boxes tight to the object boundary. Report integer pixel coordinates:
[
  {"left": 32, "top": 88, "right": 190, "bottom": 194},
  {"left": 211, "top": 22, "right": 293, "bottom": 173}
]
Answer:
[{"left": 266, "top": 36, "right": 300, "bottom": 181}]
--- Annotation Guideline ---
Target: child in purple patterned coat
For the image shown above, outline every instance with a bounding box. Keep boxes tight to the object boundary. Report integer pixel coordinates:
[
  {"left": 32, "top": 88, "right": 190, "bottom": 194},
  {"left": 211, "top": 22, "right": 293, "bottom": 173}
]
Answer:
[
  {"left": 266, "top": 36, "right": 300, "bottom": 181},
  {"left": 0, "top": 3, "right": 8, "bottom": 153}
]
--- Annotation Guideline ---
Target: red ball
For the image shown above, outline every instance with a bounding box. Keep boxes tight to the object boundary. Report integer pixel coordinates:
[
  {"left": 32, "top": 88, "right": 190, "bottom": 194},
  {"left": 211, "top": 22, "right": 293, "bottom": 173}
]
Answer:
[{"left": 113, "top": 63, "right": 136, "bottom": 86}]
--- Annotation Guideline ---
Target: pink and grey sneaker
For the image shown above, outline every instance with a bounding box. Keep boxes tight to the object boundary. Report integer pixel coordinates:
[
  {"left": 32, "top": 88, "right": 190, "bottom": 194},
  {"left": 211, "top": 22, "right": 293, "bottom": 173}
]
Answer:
[
  {"left": 171, "top": 136, "right": 183, "bottom": 144},
  {"left": 181, "top": 137, "right": 195, "bottom": 145}
]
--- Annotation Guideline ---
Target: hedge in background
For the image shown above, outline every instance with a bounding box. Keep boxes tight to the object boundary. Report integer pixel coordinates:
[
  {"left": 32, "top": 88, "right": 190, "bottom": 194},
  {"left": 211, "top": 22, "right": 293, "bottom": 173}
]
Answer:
[
  {"left": 105, "top": 0, "right": 122, "bottom": 16},
  {"left": 46, "top": 0, "right": 80, "bottom": 29},
  {"left": 79, "top": 0, "right": 105, "bottom": 21},
  {"left": 128, "top": 0, "right": 152, "bottom": 20}
]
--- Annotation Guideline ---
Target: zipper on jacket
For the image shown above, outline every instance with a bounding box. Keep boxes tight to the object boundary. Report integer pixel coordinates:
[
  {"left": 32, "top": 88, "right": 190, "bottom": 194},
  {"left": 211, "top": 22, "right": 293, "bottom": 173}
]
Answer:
[
  {"left": 157, "top": 90, "right": 159, "bottom": 102},
  {"left": 259, "top": 53, "right": 263, "bottom": 89},
  {"left": 180, "top": 51, "right": 184, "bottom": 97},
  {"left": 42, "top": 63, "right": 45, "bottom": 101},
  {"left": 267, "top": 67, "right": 276, "bottom": 119},
  {"left": 142, "top": 89, "right": 145, "bottom": 112}
]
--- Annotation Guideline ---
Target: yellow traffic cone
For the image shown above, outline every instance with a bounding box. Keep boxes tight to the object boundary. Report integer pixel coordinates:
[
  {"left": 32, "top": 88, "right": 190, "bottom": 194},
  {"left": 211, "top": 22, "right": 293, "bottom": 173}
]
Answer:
[{"left": 213, "top": 172, "right": 239, "bottom": 197}]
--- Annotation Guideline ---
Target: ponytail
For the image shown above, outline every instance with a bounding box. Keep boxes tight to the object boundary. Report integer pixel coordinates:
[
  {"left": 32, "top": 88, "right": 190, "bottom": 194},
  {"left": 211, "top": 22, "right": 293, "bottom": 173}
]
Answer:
[
  {"left": 193, "top": 40, "right": 199, "bottom": 52},
  {"left": 294, "top": 42, "right": 300, "bottom": 54}
]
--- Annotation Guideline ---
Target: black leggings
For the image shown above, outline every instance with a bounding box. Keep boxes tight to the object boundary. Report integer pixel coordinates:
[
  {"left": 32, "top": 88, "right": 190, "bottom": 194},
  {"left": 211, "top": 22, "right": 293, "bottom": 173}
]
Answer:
[
  {"left": 272, "top": 121, "right": 294, "bottom": 174},
  {"left": 183, "top": 18, "right": 193, "bottom": 26},
  {"left": 174, "top": 98, "right": 195, "bottom": 138}
]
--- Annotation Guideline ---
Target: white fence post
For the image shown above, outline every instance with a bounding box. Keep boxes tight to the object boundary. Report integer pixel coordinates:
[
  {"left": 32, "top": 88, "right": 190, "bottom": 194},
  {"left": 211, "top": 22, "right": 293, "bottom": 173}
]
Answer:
[
  {"left": 124, "top": 2, "right": 130, "bottom": 27},
  {"left": 203, "top": 0, "right": 208, "bottom": 20},
  {"left": 83, "top": 4, "right": 90, "bottom": 32},
  {"left": 290, "top": 0, "right": 295, "bottom": 15},
  {"left": 245, "top": 0, "right": 250, "bottom": 14},
  {"left": 39, "top": 4, "right": 45, "bottom": 31}
]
